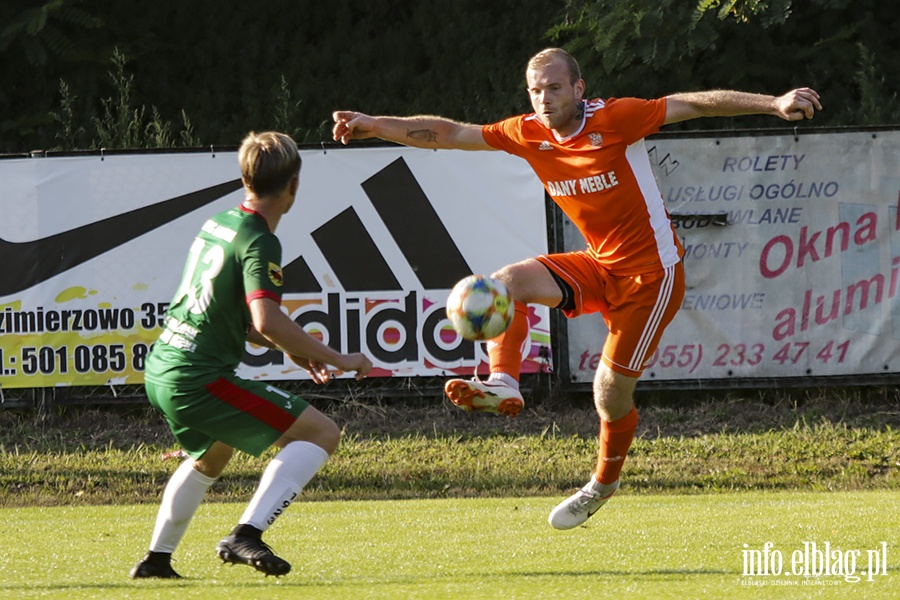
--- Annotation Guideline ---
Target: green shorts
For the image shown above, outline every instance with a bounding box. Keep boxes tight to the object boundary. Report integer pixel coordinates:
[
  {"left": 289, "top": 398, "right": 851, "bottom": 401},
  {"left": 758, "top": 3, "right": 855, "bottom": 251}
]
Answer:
[{"left": 146, "top": 373, "right": 309, "bottom": 459}]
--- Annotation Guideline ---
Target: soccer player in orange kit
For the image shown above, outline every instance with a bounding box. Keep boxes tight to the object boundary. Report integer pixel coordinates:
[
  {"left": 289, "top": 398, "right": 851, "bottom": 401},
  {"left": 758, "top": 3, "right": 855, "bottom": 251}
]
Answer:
[{"left": 332, "top": 47, "right": 821, "bottom": 529}]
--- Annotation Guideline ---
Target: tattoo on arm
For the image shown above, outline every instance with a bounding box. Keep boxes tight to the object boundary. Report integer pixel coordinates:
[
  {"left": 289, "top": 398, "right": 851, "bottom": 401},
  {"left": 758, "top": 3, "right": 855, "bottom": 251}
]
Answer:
[{"left": 406, "top": 128, "right": 438, "bottom": 144}]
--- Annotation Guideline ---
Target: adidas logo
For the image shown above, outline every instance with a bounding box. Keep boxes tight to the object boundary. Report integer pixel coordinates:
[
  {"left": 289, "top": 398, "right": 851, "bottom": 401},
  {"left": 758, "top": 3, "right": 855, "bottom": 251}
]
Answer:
[
  {"left": 538, "top": 141, "right": 553, "bottom": 151},
  {"left": 281, "top": 157, "right": 472, "bottom": 293},
  {"left": 244, "top": 156, "right": 481, "bottom": 370}
]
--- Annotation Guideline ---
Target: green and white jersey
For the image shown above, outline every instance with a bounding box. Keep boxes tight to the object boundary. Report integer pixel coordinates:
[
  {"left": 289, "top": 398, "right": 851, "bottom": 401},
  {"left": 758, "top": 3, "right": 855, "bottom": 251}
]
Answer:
[{"left": 145, "top": 205, "right": 284, "bottom": 386}]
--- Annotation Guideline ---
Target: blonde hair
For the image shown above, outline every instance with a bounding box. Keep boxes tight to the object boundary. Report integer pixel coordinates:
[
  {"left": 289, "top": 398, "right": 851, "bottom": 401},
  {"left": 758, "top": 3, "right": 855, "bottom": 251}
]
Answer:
[
  {"left": 238, "top": 131, "right": 301, "bottom": 197},
  {"left": 527, "top": 48, "right": 582, "bottom": 84}
]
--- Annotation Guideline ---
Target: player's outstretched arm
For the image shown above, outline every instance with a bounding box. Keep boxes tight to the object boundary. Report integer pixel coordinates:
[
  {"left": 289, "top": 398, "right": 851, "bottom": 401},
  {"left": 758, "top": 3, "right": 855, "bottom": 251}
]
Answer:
[
  {"left": 249, "top": 297, "right": 373, "bottom": 380},
  {"left": 664, "top": 88, "right": 822, "bottom": 125},
  {"left": 332, "top": 110, "right": 493, "bottom": 151}
]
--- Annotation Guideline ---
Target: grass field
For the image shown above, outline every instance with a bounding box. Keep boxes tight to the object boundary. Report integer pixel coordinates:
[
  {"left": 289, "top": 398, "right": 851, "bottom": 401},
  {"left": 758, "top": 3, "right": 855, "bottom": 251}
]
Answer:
[
  {"left": 1, "top": 491, "right": 897, "bottom": 599},
  {"left": 1, "top": 387, "right": 897, "bottom": 598},
  {"left": 2, "top": 388, "right": 898, "bottom": 506}
]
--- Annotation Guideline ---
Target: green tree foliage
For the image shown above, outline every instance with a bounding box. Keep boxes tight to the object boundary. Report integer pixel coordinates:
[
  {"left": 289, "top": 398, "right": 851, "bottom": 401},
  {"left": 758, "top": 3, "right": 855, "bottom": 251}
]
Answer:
[
  {"left": 549, "top": 0, "right": 900, "bottom": 128},
  {"left": 0, "top": 0, "right": 102, "bottom": 65},
  {"left": 0, "top": 0, "right": 897, "bottom": 153},
  {"left": 0, "top": 0, "right": 105, "bottom": 149},
  {"left": 695, "top": 0, "right": 794, "bottom": 26}
]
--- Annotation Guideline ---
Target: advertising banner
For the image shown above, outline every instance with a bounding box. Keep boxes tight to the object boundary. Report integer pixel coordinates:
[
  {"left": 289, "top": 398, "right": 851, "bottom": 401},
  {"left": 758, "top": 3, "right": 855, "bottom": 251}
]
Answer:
[
  {"left": 566, "top": 129, "right": 900, "bottom": 385},
  {"left": 0, "top": 147, "right": 549, "bottom": 389}
]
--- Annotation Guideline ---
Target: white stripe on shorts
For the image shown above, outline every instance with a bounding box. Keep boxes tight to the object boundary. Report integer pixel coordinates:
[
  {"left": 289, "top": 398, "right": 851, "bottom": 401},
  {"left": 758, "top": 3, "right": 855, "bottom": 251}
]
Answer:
[{"left": 629, "top": 265, "right": 676, "bottom": 372}]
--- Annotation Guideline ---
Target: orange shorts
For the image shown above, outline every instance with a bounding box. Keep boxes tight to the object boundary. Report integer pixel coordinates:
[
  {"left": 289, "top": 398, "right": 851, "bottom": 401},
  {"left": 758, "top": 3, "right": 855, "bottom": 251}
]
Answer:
[{"left": 536, "top": 252, "right": 685, "bottom": 377}]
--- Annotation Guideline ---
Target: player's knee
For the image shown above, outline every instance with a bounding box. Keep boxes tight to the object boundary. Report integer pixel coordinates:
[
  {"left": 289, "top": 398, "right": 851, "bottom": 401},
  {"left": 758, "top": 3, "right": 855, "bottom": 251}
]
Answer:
[
  {"left": 279, "top": 410, "right": 341, "bottom": 454},
  {"left": 491, "top": 259, "right": 546, "bottom": 302},
  {"left": 315, "top": 417, "right": 341, "bottom": 455},
  {"left": 490, "top": 265, "right": 517, "bottom": 295},
  {"left": 592, "top": 365, "right": 636, "bottom": 421},
  {"left": 195, "top": 443, "right": 233, "bottom": 478}
]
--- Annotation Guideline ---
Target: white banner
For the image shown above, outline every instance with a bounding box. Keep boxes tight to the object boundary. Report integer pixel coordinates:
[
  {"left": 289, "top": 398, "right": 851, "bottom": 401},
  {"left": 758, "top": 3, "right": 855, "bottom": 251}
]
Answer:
[
  {"left": 566, "top": 129, "right": 900, "bottom": 384},
  {"left": 0, "top": 147, "right": 549, "bottom": 389}
]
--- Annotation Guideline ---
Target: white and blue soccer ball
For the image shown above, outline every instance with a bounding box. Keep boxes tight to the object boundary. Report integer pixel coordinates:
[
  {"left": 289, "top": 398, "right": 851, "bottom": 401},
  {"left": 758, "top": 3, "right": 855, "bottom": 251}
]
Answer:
[{"left": 446, "top": 274, "right": 514, "bottom": 341}]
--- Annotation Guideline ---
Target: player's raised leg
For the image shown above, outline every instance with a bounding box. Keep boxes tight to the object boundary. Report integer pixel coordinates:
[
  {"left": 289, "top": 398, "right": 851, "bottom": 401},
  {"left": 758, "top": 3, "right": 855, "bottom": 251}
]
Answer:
[
  {"left": 444, "top": 259, "right": 562, "bottom": 417},
  {"left": 444, "top": 299, "right": 528, "bottom": 416}
]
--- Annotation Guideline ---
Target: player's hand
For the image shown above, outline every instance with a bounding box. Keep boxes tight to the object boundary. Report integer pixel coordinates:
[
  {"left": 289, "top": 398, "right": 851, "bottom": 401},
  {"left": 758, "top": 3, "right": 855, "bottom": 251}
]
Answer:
[
  {"left": 288, "top": 355, "right": 340, "bottom": 384},
  {"left": 775, "top": 88, "right": 822, "bottom": 121},
  {"left": 332, "top": 111, "right": 377, "bottom": 144},
  {"left": 336, "top": 352, "right": 373, "bottom": 380}
]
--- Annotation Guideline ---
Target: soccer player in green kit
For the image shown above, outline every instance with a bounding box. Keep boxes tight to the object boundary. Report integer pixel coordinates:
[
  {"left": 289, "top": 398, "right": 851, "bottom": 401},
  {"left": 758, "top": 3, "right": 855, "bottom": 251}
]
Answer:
[{"left": 130, "top": 131, "right": 372, "bottom": 578}]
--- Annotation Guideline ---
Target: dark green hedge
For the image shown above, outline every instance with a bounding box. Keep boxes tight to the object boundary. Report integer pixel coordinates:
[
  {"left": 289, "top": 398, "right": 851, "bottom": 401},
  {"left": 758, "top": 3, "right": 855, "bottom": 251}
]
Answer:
[{"left": 1, "top": 0, "right": 897, "bottom": 153}]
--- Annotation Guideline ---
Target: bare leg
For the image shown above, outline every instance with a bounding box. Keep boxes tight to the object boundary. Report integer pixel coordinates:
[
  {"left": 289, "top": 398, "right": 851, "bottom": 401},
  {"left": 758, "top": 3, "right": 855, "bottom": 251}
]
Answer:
[
  {"left": 592, "top": 364, "right": 639, "bottom": 484},
  {"left": 548, "top": 364, "right": 639, "bottom": 529},
  {"left": 592, "top": 363, "right": 637, "bottom": 422}
]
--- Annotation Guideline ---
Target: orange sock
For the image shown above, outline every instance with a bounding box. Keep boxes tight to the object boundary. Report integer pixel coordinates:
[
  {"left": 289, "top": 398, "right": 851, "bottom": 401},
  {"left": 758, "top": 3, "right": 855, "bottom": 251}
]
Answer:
[
  {"left": 595, "top": 407, "right": 638, "bottom": 484},
  {"left": 488, "top": 301, "right": 528, "bottom": 381}
]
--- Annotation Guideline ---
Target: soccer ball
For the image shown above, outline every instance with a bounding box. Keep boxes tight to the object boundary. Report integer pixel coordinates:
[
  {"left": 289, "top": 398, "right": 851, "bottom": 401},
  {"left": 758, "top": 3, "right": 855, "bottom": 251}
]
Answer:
[{"left": 446, "top": 274, "right": 515, "bottom": 341}]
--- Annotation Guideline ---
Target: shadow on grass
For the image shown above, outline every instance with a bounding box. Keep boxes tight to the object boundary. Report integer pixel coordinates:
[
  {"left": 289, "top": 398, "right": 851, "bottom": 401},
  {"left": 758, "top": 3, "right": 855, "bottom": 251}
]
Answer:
[
  {"left": 0, "top": 567, "right": 737, "bottom": 594},
  {"left": 3, "top": 559, "right": 899, "bottom": 593}
]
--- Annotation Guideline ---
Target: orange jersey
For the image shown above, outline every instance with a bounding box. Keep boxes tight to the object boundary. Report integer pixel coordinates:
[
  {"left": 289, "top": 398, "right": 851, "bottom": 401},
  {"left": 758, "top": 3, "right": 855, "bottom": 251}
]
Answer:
[{"left": 482, "top": 97, "right": 683, "bottom": 275}]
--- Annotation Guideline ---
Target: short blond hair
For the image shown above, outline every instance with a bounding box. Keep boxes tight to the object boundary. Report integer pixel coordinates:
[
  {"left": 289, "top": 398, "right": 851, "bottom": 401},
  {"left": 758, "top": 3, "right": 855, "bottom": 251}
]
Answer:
[
  {"left": 527, "top": 48, "right": 582, "bottom": 84},
  {"left": 238, "top": 131, "right": 301, "bottom": 197}
]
